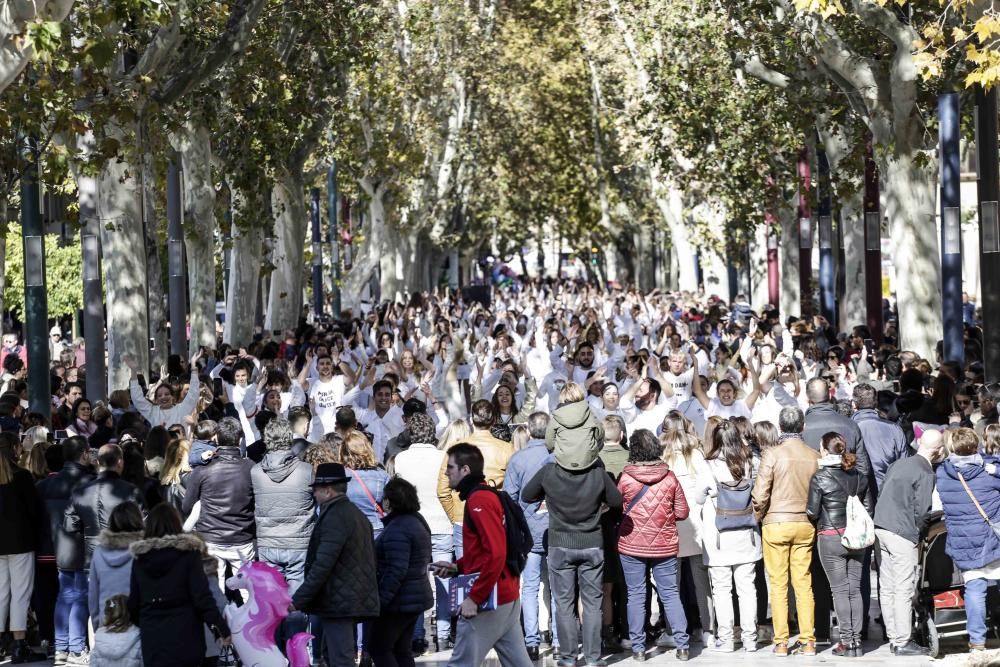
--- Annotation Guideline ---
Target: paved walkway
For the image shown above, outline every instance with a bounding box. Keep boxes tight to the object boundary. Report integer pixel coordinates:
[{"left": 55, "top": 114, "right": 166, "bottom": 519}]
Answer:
[{"left": 414, "top": 639, "right": 996, "bottom": 667}]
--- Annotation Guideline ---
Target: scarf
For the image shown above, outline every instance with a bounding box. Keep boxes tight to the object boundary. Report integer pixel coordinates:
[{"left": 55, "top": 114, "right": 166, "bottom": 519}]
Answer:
[{"left": 456, "top": 473, "right": 487, "bottom": 501}]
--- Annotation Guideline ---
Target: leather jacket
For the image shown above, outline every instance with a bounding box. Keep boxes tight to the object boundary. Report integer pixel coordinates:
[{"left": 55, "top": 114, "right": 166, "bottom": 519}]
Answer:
[
  {"left": 752, "top": 436, "right": 820, "bottom": 525},
  {"left": 806, "top": 461, "right": 874, "bottom": 531}
]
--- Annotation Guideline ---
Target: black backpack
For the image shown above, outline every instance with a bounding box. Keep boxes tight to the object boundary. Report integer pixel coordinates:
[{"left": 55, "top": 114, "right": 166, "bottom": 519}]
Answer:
[{"left": 465, "top": 485, "right": 533, "bottom": 576}]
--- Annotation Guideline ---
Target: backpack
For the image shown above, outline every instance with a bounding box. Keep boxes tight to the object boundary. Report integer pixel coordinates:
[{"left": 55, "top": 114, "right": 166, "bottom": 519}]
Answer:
[
  {"left": 465, "top": 485, "right": 533, "bottom": 576},
  {"left": 832, "top": 472, "right": 875, "bottom": 550},
  {"left": 712, "top": 465, "right": 757, "bottom": 533}
]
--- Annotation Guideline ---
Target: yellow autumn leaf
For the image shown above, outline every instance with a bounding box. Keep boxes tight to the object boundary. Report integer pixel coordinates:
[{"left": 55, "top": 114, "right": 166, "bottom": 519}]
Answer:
[
  {"left": 974, "top": 16, "right": 1000, "bottom": 43},
  {"left": 953, "top": 27, "right": 969, "bottom": 41}
]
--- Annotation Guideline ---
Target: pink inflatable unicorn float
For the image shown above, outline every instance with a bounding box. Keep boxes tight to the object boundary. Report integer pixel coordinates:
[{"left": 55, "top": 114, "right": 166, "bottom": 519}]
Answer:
[{"left": 225, "top": 561, "right": 313, "bottom": 667}]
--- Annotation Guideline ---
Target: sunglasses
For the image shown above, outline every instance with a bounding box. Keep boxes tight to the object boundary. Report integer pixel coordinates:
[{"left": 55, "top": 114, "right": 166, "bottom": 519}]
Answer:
[{"left": 957, "top": 400, "right": 972, "bottom": 406}]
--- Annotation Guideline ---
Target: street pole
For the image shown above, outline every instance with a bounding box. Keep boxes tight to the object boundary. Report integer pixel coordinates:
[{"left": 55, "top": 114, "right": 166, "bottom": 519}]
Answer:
[
  {"left": 766, "top": 211, "right": 780, "bottom": 309},
  {"left": 976, "top": 85, "right": 1000, "bottom": 380},
  {"left": 817, "top": 139, "right": 836, "bottom": 327},
  {"left": 327, "top": 162, "right": 341, "bottom": 318},
  {"left": 20, "top": 137, "right": 51, "bottom": 419},
  {"left": 223, "top": 185, "right": 232, "bottom": 299},
  {"left": 79, "top": 178, "right": 106, "bottom": 403},
  {"left": 798, "top": 146, "right": 813, "bottom": 318},
  {"left": 863, "top": 133, "right": 883, "bottom": 344},
  {"left": 166, "top": 156, "right": 186, "bottom": 356},
  {"left": 310, "top": 187, "right": 323, "bottom": 320},
  {"left": 939, "top": 92, "right": 964, "bottom": 365}
]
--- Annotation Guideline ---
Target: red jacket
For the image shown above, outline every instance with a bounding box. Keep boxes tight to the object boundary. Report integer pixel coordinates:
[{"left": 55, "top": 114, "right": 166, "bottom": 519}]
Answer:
[
  {"left": 617, "top": 463, "right": 689, "bottom": 558},
  {"left": 457, "top": 486, "right": 519, "bottom": 606}
]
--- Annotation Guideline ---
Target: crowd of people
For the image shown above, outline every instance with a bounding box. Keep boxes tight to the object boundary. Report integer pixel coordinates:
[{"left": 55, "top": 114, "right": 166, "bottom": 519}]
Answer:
[{"left": 0, "top": 279, "right": 997, "bottom": 666}]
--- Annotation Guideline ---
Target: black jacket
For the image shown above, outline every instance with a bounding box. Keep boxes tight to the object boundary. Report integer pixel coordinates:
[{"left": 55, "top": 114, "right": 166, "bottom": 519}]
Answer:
[
  {"left": 37, "top": 462, "right": 95, "bottom": 570},
  {"left": 803, "top": 403, "right": 872, "bottom": 483},
  {"left": 806, "top": 462, "right": 875, "bottom": 531},
  {"left": 0, "top": 467, "right": 39, "bottom": 556},
  {"left": 375, "top": 512, "right": 433, "bottom": 615},
  {"left": 64, "top": 471, "right": 143, "bottom": 566},
  {"left": 292, "top": 494, "right": 379, "bottom": 620},
  {"left": 182, "top": 446, "right": 255, "bottom": 545},
  {"left": 128, "top": 532, "right": 230, "bottom": 667}
]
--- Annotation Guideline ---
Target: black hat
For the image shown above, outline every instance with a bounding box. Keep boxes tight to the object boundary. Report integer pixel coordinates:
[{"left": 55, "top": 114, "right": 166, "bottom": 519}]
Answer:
[{"left": 311, "top": 463, "right": 351, "bottom": 486}]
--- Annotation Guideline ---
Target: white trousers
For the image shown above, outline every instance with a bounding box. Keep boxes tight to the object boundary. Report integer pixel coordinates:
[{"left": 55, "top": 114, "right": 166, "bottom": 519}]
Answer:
[
  {"left": 709, "top": 562, "right": 758, "bottom": 647},
  {"left": 0, "top": 552, "right": 34, "bottom": 632}
]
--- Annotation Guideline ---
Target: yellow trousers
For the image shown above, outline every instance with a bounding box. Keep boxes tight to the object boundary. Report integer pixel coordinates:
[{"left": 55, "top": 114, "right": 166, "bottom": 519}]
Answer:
[{"left": 762, "top": 522, "right": 816, "bottom": 645}]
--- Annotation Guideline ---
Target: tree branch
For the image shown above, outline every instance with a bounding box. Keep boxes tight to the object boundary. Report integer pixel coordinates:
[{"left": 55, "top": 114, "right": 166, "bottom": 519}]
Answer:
[{"left": 152, "top": 0, "right": 267, "bottom": 106}]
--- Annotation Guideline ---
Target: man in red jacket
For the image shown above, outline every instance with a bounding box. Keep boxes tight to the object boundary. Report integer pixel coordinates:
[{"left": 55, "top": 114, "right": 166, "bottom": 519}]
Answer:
[{"left": 431, "top": 443, "right": 533, "bottom": 667}]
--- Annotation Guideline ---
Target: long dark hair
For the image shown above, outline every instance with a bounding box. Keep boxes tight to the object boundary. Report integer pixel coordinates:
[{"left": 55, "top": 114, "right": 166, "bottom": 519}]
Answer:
[
  {"left": 144, "top": 503, "right": 183, "bottom": 538},
  {"left": 821, "top": 432, "right": 857, "bottom": 471},
  {"left": 706, "top": 420, "right": 752, "bottom": 482}
]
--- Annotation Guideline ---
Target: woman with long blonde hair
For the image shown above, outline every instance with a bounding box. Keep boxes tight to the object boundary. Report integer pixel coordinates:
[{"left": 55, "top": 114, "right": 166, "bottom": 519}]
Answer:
[
  {"left": 437, "top": 419, "right": 471, "bottom": 451},
  {"left": 340, "top": 431, "right": 390, "bottom": 537},
  {"left": 160, "top": 438, "right": 192, "bottom": 514},
  {"left": 660, "top": 411, "right": 715, "bottom": 646}
]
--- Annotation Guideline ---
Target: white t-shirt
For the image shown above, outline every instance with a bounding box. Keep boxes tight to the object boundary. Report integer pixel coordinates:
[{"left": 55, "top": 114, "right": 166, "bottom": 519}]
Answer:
[
  {"left": 705, "top": 398, "right": 752, "bottom": 421},
  {"left": 663, "top": 369, "right": 695, "bottom": 403},
  {"left": 675, "top": 397, "right": 707, "bottom": 438},
  {"left": 309, "top": 375, "right": 346, "bottom": 440}
]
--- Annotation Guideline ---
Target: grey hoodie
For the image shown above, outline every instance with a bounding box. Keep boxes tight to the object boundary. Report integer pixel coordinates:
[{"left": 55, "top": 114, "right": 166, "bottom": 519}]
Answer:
[
  {"left": 251, "top": 450, "right": 316, "bottom": 549},
  {"left": 88, "top": 530, "right": 144, "bottom": 628}
]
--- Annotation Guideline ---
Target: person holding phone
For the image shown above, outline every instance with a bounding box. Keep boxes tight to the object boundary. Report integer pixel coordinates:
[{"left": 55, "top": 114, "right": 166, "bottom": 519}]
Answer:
[{"left": 126, "top": 351, "right": 203, "bottom": 428}]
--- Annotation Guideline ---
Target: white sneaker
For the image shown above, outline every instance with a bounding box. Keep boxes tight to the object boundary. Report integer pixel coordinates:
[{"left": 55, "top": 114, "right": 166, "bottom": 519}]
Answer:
[
  {"left": 711, "top": 643, "right": 736, "bottom": 653},
  {"left": 656, "top": 633, "right": 677, "bottom": 648},
  {"left": 699, "top": 631, "right": 715, "bottom": 647},
  {"left": 743, "top": 639, "right": 760, "bottom": 652}
]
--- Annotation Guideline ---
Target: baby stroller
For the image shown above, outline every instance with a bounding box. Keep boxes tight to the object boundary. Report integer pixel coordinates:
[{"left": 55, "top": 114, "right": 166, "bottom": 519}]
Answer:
[{"left": 914, "top": 512, "right": 1000, "bottom": 657}]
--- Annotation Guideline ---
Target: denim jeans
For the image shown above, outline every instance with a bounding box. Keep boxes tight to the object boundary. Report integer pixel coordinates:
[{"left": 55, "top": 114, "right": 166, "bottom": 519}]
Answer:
[
  {"left": 965, "top": 577, "right": 997, "bottom": 645},
  {"left": 55, "top": 569, "right": 88, "bottom": 653},
  {"left": 259, "top": 547, "right": 309, "bottom": 646},
  {"left": 620, "top": 555, "right": 689, "bottom": 653},
  {"left": 521, "top": 551, "right": 560, "bottom": 648},
  {"left": 414, "top": 533, "right": 453, "bottom": 643},
  {"left": 452, "top": 522, "right": 464, "bottom": 560}
]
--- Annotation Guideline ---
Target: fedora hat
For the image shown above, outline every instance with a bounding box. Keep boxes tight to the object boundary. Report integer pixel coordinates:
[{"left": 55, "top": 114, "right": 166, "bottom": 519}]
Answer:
[{"left": 311, "top": 462, "right": 351, "bottom": 486}]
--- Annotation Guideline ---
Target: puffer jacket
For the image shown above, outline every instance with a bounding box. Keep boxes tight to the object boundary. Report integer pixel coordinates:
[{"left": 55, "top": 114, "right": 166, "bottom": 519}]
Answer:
[
  {"left": 375, "top": 512, "right": 433, "bottom": 614},
  {"left": 37, "top": 462, "right": 94, "bottom": 570},
  {"left": 853, "top": 409, "right": 909, "bottom": 493},
  {"left": 292, "top": 494, "right": 379, "bottom": 620},
  {"left": 806, "top": 456, "right": 874, "bottom": 531},
  {"left": 181, "top": 446, "right": 255, "bottom": 546},
  {"left": 437, "top": 431, "right": 514, "bottom": 524},
  {"left": 751, "top": 436, "right": 820, "bottom": 525},
  {"left": 546, "top": 399, "right": 604, "bottom": 471},
  {"left": 802, "top": 403, "right": 871, "bottom": 480},
  {"left": 936, "top": 455, "right": 1000, "bottom": 570},
  {"left": 90, "top": 626, "right": 142, "bottom": 667},
  {"left": 617, "top": 462, "right": 689, "bottom": 558},
  {"left": 89, "top": 529, "right": 143, "bottom": 628},
  {"left": 251, "top": 451, "right": 314, "bottom": 550},
  {"left": 64, "top": 472, "right": 143, "bottom": 565},
  {"left": 128, "top": 532, "right": 229, "bottom": 667}
]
